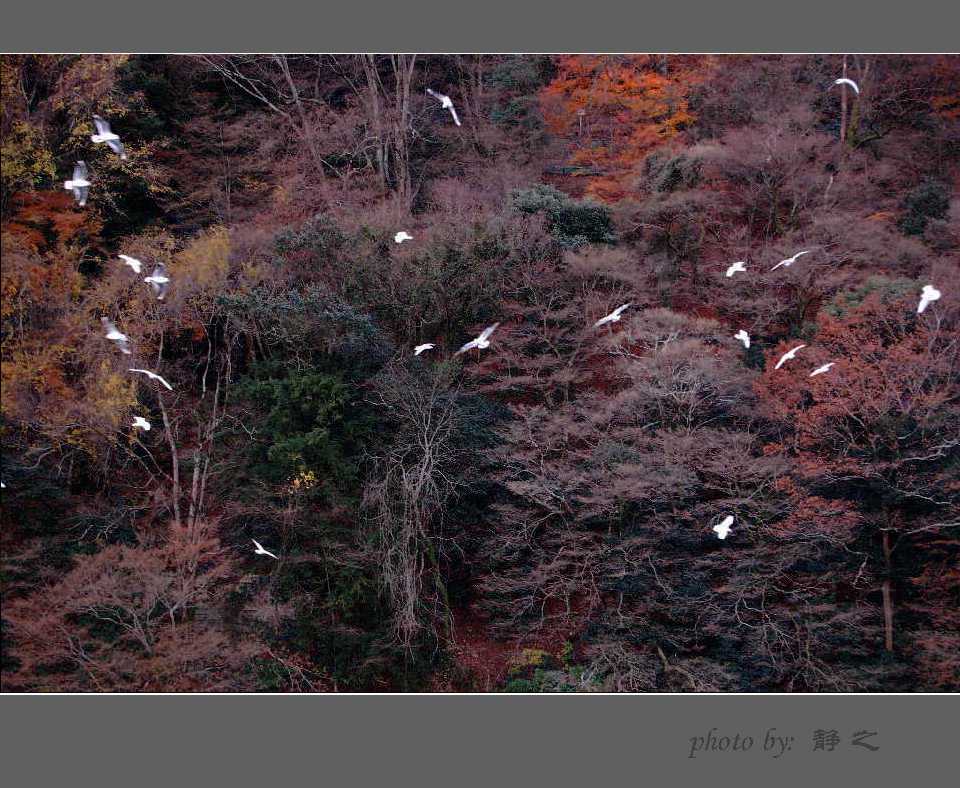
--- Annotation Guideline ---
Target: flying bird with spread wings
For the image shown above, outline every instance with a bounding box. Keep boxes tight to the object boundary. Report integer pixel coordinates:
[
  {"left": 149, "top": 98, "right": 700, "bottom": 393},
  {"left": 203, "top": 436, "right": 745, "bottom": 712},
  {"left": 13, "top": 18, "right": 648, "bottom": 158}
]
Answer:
[
  {"left": 394, "top": 231, "right": 414, "bottom": 244},
  {"left": 64, "top": 161, "right": 90, "bottom": 206},
  {"left": 252, "top": 539, "right": 279, "bottom": 560},
  {"left": 734, "top": 330, "right": 751, "bottom": 349},
  {"left": 144, "top": 263, "right": 170, "bottom": 300},
  {"left": 426, "top": 88, "right": 461, "bottom": 126},
  {"left": 91, "top": 115, "right": 127, "bottom": 159},
  {"left": 809, "top": 362, "right": 835, "bottom": 377},
  {"left": 456, "top": 323, "right": 499, "bottom": 356},
  {"left": 131, "top": 416, "right": 151, "bottom": 431},
  {"left": 129, "top": 368, "right": 173, "bottom": 391},
  {"left": 770, "top": 250, "right": 811, "bottom": 272},
  {"left": 594, "top": 303, "right": 632, "bottom": 328},
  {"left": 774, "top": 344, "right": 807, "bottom": 370},
  {"left": 101, "top": 317, "right": 132, "bottom": 355},
  {"left": 833, "top": 78, "right": 860, "bottom": 95},
  {"left": 413, "top": 343, "right": 435, "bottom": 356},
  {"left": 118, "top": 254, "right": 143, "bottom": 274}
]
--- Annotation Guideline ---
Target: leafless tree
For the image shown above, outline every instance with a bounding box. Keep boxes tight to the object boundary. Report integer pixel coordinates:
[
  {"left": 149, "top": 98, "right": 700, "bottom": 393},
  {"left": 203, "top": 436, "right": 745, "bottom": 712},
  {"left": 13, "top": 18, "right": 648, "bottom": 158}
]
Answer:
[{"left": 362, "top": 362, "right": 463, "bottom": 650}]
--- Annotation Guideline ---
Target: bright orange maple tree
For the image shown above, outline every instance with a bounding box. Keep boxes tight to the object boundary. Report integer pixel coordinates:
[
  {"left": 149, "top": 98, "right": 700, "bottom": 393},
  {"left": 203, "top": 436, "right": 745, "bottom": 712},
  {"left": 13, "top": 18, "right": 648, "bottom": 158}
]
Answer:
[{"left": 540, "top": 55, "right": 708, "bottom": 201}]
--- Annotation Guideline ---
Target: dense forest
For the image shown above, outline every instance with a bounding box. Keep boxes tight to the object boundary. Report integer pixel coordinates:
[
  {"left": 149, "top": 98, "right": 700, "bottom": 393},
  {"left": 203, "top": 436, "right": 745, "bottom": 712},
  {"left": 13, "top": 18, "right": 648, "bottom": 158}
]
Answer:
[{"left": 1, "top": 54, "right": 958, "bottom": 692}]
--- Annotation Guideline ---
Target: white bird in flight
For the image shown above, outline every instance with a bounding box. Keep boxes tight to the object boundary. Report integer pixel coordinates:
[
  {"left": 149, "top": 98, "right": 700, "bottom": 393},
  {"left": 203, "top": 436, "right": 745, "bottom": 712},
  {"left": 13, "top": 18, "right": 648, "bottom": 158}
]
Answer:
[
  {"left": 131, "top": 416, "right": 151, "bottom": 431},
  {"left": 713, "top": 515, "right": 734, "bottom": 540},
  {"left": 809, "top": 362, "right": 835, "bottom": 377},
  {"left": 456, "top": 323, "right": 500, "bottom": 355},
  {"left": 394, "top": 231, "right": 413, "bottom": 244},
  {"left": 129, "top": 368, "right": 173, "bottom": 391},
  {"left": 594, "top": 303, "right": 632, "bottom": 328},
  {"left": 414, "top": 343, "right": 435, "bottom": 356},
  {"left": 725, "top": 261, "right": 747, "bottom": 278},
  {"left": 63, "top": 161, "right": 90, "bottom": 207},
  {"left": 144, "top": 263, "right": 170, "bottom": 300},
  {"left": 917, "top": 284, "right": 941, "bottom": 314},
  {"left": 770, "top": 250, "right": 811, "bottom": 272},
  {"left": 734, "top": 330, "right": 751, "bottom": 349},
  {"left": 774, "top": 344, "right": 806, "bottom": 370},
  {"left": 101, "top": 317, "right": 131, "bottom": 355},
  {"left": 833, "top": 78, "right": 860, "bottom": 95},
  {"left": 252, "top": 539, "right": 279, "bottom": 560},
  {"left": 91, "top": 115, "right": 127, "bottom": 159},
  {"left": 118, "top": 254, "right": 143, "bottom": 274},
  {"left": 426, "top": 88, "right": 461, "bottom": 126}
]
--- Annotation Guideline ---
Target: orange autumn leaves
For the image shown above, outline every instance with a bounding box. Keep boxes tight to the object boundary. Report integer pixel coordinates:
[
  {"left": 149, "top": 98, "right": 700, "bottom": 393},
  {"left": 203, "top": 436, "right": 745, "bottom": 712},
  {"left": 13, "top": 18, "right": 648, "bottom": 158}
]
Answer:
[{"left": 540, "top": 55, "right": 706, "bottom": 201}]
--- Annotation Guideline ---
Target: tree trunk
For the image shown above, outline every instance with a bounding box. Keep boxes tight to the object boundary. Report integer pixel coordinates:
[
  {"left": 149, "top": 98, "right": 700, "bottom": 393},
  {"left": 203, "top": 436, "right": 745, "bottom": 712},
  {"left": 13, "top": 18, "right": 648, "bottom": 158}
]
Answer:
[
  {"left": 275, "top": 55, "right": 326, "bottom": 178},
  {"left": 360, "top": 55, "right": 389, "bottom": 191},
  {"left": 881, "top": 529, "right": 895, "bottom": 652},
  {"left": 840, "top": 56, "right": 848, "bottom": 146},
  {"left": 158, "top": 394, "right": 180, "bottom": 526}
]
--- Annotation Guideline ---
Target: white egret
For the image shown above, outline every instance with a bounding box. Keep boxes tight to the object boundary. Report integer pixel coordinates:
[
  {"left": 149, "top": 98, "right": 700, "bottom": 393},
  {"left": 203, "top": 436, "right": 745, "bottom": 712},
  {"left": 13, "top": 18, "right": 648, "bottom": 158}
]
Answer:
[
  {"left": 91, "top": 115, "right": 127, "bottom": 159},
  {"left": 101, "top": 317, "right": 131, "bottom": 355},
  {"left": 809, "top": 362, "right": 835, "bottom": 377},
  {"left": 128, "top": 368, "right": 173, "bottom": 391},
  {"left": 593, "top": 303, "right": 632, "bottom": 328},
  {"left": 455, "top": 323, "right": 500, "bottom": 355},
  {"left": 252, "top": 539, "right": 279, "bottom": 560},
  {"left": 118, "top": 254, "right": 143, "bottom": 274},
  {"left": 144, "top": 263, "right": 169, "bottom": 300},
  {"left": 64, "top": 161, "right": 90, "bottom": 206},
  {"left": 426, "top": 88, "right": 461, "bottom": 126},
  {"left": 917, "top": 284, "right": 941, "bottom": 314},
  {"left": 774, "top": 344, "right": 806, "bottom": 369},
  {"left": 725, "top": 261, "right": 747, "bottom": 278},
  {"left": 770, "top": 250, "right": 811, "bottom": 272},
  {"left": 713, "top": 515, "right": 734, "bottom": 540},
  {"left": 833, "top": 78, "right": 860, "bottom": 95}
]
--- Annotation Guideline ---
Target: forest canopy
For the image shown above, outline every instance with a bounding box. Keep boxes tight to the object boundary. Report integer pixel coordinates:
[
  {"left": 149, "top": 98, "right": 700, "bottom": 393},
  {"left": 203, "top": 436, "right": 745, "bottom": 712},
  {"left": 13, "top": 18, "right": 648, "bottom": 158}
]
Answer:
[{"left": 1, "top": 54, "right": 958, "bottom": 692}]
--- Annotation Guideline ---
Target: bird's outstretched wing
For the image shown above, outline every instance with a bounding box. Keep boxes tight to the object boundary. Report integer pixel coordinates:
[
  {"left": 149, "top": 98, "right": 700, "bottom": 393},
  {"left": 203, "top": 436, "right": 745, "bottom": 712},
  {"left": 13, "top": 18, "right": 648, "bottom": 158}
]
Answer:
[
  {"left": 426, "top": 88, "right": 443, "bottom": 102},
  {"left": 478, "top": 322, "right": 500, "bottom": 342},
  {"left": 834, "top": 78, "right": 860, "bottom": 95},
  {"left": 769, "top": 260, "right": 788, "bottom": 271},
  {"left": 107, "top": 138, "right": 126, "bottom": 158},
  {"left": 129, "top": 368, "right": 173, "bottom": 391},
  {"left": 119, "top": 255, "right": 142, "bottom": 273},
  {"left": 92, "top": 115, "right": 111, "bottom": 136},
  {"left": 76, "top": 186, "right": 88, "bottom": 207},
  {"left": 455, "top": 339, "right": 478, "bottom": 355},
  {"left": 449, "top": 105, "right": 461, "bottom": 126},
  {"left": 74, "top": 161, "right": 88, "bottom": 181}
]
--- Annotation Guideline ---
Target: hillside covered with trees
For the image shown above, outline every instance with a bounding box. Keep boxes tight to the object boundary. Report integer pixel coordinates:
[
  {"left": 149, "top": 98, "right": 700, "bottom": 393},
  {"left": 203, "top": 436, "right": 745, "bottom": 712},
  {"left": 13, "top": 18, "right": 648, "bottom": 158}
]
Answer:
[{"left": 1, "top": 54, "right": 958, "bottom": 692}]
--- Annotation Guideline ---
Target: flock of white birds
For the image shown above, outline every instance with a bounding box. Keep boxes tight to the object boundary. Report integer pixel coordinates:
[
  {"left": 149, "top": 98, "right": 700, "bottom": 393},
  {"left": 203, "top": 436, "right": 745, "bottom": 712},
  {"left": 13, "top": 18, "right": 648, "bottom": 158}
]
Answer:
[{"left": 21, "top": 75, "right": 944, "bottom": 554}]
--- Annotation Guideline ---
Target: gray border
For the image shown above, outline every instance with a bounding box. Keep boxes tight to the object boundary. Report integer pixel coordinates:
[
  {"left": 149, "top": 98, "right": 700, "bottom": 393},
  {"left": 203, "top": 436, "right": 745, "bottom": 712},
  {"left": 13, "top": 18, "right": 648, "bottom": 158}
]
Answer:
[
  {"left": 0, "top": 1, "right": 958, "bottom": 52},
  {"left": 2, "top": 3, "right": 958, "bottom": 785},
  {"left": 0, "top": 695, "right": 957, "bottom": 785}
]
